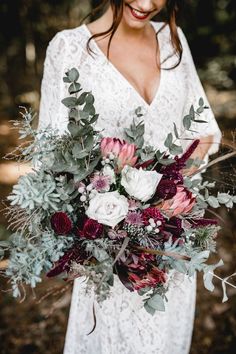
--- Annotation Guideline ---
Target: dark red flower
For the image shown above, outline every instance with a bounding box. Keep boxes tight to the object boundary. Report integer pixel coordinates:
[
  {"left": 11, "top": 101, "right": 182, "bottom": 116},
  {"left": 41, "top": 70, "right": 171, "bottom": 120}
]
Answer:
[
  {"left": 190, "top": 218, "right": 218, "bottom": 228},
  {"left": 51, "top": 212, "right": 73, "bottom": 235},
  {"left": 142, "top": 207, "right": 165, "bottom": 229},
  {"left": 165, "top": 217, "right": 183, "bottom": 238},
  {"left": 47, "top": 245, "right": 86, "bottom": 277},
  {"left": 155, "top": 179, "right": 177, "bottom": 200},
  {"left": 75, "top": 217, "right": 103, "bottom": 239}
]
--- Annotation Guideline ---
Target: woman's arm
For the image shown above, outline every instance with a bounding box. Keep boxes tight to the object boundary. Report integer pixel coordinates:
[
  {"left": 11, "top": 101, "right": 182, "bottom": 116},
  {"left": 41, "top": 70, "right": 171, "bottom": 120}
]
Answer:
[
  {"left": 38, "top": 31, "right": 68, "bottom": 132},
  {"left": 178, "top": 27, "right": 222, "bottom": 168}
]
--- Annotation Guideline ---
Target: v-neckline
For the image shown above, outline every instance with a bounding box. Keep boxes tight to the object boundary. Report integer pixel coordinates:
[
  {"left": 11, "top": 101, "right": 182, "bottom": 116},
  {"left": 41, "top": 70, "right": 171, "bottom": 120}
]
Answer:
[{"left": 82, "top": 21, "right": 164, "bottom": 108}]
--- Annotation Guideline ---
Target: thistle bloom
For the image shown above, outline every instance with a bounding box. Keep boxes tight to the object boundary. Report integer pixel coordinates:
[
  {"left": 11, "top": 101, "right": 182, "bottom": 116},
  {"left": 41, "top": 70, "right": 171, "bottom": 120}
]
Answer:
[
  {"left": 125, "top": 211, "right": 143, "bottom": 226},
  {"left": 160, "top": 186, "right": 196, "bottom": 217},
  {"left": 90, "top": 173, "right": 111, "bottom": 192}
]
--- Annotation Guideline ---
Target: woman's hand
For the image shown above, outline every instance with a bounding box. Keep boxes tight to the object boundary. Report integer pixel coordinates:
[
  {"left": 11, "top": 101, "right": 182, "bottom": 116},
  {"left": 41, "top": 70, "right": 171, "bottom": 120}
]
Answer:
[{"left": 182, "top": 135, "right": 214, "bottom": 176}]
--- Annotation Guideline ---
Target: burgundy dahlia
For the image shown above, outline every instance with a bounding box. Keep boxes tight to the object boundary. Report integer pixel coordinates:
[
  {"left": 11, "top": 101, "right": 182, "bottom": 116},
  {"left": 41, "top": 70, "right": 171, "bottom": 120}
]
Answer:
[
  {"left": 76, "top": 217, "right": 103, "bottom": 239},
  {"left": 142, "top": 207, "right": 165, "bottom": 229},
  {"left": 155, "top": 179, "right": 177, "bottom": 200},
  {"left": 51, "top": 212, "right": 73, "bottom": 235}
]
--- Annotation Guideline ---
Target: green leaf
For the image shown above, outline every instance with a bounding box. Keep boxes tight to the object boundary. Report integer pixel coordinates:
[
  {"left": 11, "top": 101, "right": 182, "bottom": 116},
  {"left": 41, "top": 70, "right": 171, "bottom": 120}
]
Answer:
[
  {"left": 69, "top": 108, "right": 79, "bottom": 120},
  {"left": 173, "top": 122, "right": 179, "bottom": 139},
  {"left": 207, "top": 196, "right": 220, "bottom": 208},
  {"left": 189, "top": 105, "right": 195, "bottom": 120},
  {"left": 193, "top": 119, "right": 207, "bottom": 123},
  {"left": 67, "top": 68, "right": 79, "bottom": 82},
  {"left": 158, "top": 158, "right": 175, "bottom": 165},
  {"left": 169, "top": 144, "right": 183, "bottom": 155},
  {"left": 84, "top": 103, "right": 95, "bottom": 115},
  {"left": 90, "top": 114, "right": 99, "bottom": 124},
  {"left": 196, "top": 107, "right": 204, "bottom": 114},
  {"left": 199, "top": 97, "right": 204, "bottom": 106},
  {"left": 217, "top": 193, "right": 231, "bottom": 204},
  {"left": 67, "top": 123, "right": 81, "bottom": 137},
  {"left": 147, "top": 294, "right": 165, "bottom": 312},
  {"left": 61, "top": 97, "right": 78, "bottom": 108},
  {"left": 72, "top": 143, "right": 82, "bottom": 157},
  {"left": 73, "top": 156, "right": 101, "bottom": 183},
  {"left": 85, "top": 93, "right": 95, "bottom": 105},
  {"left": 69, "top": 83, "right": 81, "bottom": 94},
  {"left": 164, "top": 133, "right": 173, "bottom": 148},
  {"left": 77, "top": 92, "right": 88, "bottom": 105},
  {"left": 183, "top": 115, "right": 191, "bottom": 130},
  {"left": 63, "top": 76, "right": 71, "bottom": 83},
  {"left": 144, "top": 302, "right": 156, "bottom": 315}
]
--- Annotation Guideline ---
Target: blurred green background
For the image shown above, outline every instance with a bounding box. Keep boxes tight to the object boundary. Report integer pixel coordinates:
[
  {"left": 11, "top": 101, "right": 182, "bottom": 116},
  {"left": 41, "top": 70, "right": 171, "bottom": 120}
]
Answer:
[{"left": 0, "top": 1, "right": 236, "bottom": 353}]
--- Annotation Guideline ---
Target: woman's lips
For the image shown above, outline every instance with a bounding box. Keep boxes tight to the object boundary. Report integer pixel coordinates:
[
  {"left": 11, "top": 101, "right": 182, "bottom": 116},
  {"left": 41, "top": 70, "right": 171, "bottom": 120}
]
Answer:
[{"left": 127, "top": 4, "right": 151, "bottom": 20}]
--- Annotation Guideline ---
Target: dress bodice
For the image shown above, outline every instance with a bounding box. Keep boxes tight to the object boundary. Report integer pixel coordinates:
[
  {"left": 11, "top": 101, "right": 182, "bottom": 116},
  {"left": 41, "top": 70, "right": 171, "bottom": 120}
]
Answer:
[{"left": 38, "top": 21, "right": 221, "bottom": 157}]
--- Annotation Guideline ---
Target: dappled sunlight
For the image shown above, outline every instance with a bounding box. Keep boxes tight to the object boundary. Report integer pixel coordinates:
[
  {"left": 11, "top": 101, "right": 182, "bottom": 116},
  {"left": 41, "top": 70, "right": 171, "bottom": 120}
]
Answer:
[{"left": 0, "top": 162, "right": 32, "bottom": 185}]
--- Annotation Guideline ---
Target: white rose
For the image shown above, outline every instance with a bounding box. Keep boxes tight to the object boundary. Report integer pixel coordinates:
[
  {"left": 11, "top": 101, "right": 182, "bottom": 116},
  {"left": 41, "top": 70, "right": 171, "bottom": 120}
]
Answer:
[
  {"left": 121, "top": 165, "right": 162, "bottom": 202},
  {"left": 85, "top": 191, "right": 129, "bottom": 228},
  {"left": 102, "top": 165, "right": 116, "bottom": 184}
]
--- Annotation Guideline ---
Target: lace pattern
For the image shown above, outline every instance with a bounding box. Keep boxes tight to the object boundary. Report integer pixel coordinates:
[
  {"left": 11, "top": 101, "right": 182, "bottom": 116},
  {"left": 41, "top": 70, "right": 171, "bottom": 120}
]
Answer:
[{"left": 38, "top": 21, "right": 222, "bottom": 354}]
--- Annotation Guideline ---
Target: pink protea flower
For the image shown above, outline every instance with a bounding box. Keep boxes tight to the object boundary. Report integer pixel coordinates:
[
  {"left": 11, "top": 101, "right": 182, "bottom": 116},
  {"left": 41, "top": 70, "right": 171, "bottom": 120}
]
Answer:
[
  {"left": 90, "top": 173, "right": 111, "bottom": 192},
  {"left": 100, "top": 137, "right": 123, "bottom": 157},
  {"left": 125, "top": 211, "right": 143, "bottom": 226},
  {"left": 128, "top": 198, "right": 141, "bottom": 210},
  {"left": 160, "top": 186, "right": 196, "bottom": 217},
  {"left": 116, "top": 142, "right": 138, "bottom": 172}
]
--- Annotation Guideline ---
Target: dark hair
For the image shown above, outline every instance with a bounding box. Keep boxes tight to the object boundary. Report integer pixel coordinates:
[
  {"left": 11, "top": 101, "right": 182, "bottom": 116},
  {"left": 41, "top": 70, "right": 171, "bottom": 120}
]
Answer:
[{"left": 84, "top": 0, "right": 183, "bottom": 69}]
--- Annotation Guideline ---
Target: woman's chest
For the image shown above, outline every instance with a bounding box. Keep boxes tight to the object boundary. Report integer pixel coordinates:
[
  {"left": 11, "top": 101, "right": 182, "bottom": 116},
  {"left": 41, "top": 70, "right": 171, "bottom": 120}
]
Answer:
[{"left": 64, "top": 53, "right": 188, "bottom": 148}]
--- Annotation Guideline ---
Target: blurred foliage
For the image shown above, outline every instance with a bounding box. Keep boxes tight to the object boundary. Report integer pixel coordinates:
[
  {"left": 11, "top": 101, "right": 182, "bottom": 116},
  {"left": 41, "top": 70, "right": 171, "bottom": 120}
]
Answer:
[{"left": 0, "top": 0, "right": 235, "bottom": 116}]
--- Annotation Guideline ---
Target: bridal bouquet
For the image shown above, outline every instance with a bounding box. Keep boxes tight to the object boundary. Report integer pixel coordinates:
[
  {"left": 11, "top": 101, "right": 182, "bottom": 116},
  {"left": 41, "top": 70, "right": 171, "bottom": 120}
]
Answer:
[{"left": 1, "top": 68, "right": 235, "bottom": 313}]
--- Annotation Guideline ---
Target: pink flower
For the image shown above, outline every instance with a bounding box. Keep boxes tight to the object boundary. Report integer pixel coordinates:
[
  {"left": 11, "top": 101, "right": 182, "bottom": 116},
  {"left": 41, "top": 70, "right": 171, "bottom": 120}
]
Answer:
[
  {"left": 125, "top": 211, "right": 143, "bottom": 226},
  {"left": 116, "top": 143, "right": 138, "bottom": 172},
  {"left": 90, "top": 173, "right": 111, "bottom": 191},
  {"left": 100, "top": 137, "right": 123, "bottom": 157},
  {"left": 160, "top": 186, "right": 196, "bottom": 217},
  {"left": 128, "top": 199, "right": 141, "bottom": 210},
  {"left": 100, "top": 137, "right": 138, "bottom": 172}
]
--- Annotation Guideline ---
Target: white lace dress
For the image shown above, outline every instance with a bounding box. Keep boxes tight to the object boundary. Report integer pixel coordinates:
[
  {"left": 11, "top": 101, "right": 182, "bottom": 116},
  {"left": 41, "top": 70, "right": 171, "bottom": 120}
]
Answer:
[{"left": 38, "top": 21, "right": 222, "bottom": 354}]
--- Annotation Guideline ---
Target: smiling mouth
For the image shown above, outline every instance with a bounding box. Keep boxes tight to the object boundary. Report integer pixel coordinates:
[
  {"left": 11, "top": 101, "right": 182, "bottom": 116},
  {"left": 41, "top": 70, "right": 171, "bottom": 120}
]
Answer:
[{"left": 127, "top": 4, "right": 154, "bottom": 20}]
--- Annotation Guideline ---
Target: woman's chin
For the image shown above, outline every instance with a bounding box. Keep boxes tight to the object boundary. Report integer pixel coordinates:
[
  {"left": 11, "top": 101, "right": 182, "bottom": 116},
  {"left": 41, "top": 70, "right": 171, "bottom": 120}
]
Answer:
[{"left": 122, "top": 4, "right": 152, "bottom": 29}]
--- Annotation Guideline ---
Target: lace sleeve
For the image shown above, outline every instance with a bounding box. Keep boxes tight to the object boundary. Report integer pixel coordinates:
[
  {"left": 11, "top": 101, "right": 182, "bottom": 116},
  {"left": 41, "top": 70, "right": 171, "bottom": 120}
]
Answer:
[
  {"left": 38, "top": 31, "right": 68, "bottom": 131},
  {"left": 178, "top": 27, "right": 222, "bottom": 156}
]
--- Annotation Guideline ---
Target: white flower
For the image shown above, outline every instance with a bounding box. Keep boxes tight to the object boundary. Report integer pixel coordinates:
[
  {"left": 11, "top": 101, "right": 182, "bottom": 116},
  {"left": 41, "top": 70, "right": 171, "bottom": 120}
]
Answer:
[
  {"left": 102, "top": 165, "right": 116, "bottom": 184},
  {"left": 121, "top": 165, "right": 162, "bottom": 202},
  {"left": 85, "top": 191, "right": 129, "bottom": 228}
]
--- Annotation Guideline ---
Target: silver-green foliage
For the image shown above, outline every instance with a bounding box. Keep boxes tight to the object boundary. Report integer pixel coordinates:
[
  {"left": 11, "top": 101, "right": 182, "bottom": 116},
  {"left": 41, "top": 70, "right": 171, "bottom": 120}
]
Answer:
[{"left": 6, "top": 231, "right": 73, "bottom": 297}]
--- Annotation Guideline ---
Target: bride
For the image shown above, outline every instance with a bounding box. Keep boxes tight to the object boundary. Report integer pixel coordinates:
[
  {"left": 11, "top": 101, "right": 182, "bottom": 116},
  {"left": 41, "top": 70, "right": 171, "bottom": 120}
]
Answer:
[{"left": 38, "top": 1, "right": 222, "bottom": 353}]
